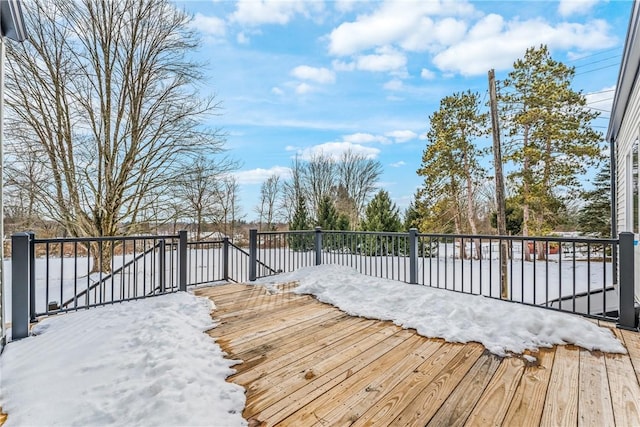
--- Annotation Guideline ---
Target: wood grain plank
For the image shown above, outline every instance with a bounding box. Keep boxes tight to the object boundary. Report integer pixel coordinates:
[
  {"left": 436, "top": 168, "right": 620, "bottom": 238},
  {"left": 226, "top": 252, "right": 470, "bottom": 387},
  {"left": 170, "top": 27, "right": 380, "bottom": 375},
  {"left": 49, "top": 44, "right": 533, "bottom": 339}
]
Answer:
[
  {"left": 211, "top": 304, "right": 333, "bottom": 342},
  {"left": 320, "top": 340, "right": 445, "bottom": 426},
  {"left": 352, "top": 343, "right": 464, "bottom": 427},
  {"left": 620, "top": 328, "right": 640, "bottom": 384},
  {"left": 243, "top": 322, "right": 399, "bottom": 418},
  {"left": 577, "top": 349, "right": 614, "bottom": 427},
  {"left": 502, "top": 347, "right": 556, "bottom": 427},
  {"left": 252, "top": 329, "right": 415, "bottom": 424},
  {"left": 277, "top": 334, "right": 427, "bottom": 426},
  {"left": 388, "top": 343, "right": 485, "bottom": 426},
  {"left": 229, "top": 317, "right": 379, "bottom": 381},
  {"left": 464, "top": 356, "right": 526, "bottom": 427},
  {"left": 606, "top": 328, "right": 640, "bottom": 427},
  {"left": 426, "top": 350, "right": 502, "bottom": 427},
  {"left": 540, "top": 345, "right": 580, "bottom": 427},
  {"left": 230, "top": 314, "right": 363, "bottom": 360},
  {"left": 194, "top": 284, "right": 255, "bottom": 297}
]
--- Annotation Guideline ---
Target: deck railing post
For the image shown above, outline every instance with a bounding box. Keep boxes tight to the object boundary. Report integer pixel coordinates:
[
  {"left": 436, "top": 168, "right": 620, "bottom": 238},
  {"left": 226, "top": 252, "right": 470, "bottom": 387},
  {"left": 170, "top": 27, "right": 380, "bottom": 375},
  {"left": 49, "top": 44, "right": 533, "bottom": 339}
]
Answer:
[
  {"left": 159, "top": 239, "right": 166, "bottom": 293},
  {"left": 409, "top": 228, "right": 418, "bottom": 284},
  {"left": 315, "top": 227, "right": 323, "bottom": 266},
  {"left": 223, "top": 237, "right": 229, "bottom": 281},
  {"left": 11, "top": 232, "right": 30, "bottom": 340},
  {"left": 28, "top": 231, "right": 36, "bottom": 322},
  {"left": 249, "top": 229, "right": 257, "bottom": 281},
  {"left": 618, "top": 232, "right": 638, "bottom": 329},
  {"left": 178, "top": 230, "right": 187, "bottom": 292}
]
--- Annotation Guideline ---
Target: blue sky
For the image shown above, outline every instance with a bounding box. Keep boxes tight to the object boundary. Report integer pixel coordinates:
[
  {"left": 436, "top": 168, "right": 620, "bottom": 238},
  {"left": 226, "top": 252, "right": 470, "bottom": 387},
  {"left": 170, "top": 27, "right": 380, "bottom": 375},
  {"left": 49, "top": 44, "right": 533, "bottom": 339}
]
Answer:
[{"left": 174, "top": 0, "right": 631, "bottom": 221}]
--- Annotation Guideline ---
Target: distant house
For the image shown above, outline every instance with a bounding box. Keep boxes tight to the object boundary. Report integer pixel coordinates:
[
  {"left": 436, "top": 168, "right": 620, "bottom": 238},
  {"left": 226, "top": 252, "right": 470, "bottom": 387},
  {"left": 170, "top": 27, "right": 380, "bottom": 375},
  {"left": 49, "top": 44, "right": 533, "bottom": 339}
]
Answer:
[{"left": 608, "top": 0, "right": 640, "bottom": 307}]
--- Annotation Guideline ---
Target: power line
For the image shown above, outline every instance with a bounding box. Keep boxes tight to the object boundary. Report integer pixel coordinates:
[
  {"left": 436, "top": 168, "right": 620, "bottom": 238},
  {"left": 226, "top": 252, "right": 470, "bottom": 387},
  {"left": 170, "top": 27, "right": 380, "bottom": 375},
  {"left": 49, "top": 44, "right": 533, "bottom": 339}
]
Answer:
[
  {"left": 575, "top": 63, "right": 620, "bottom": 76},
  {"left": 565, "top": 47, "right": 622, "bottom": 63},
  {"left": 572, "top": 55, "right": 622, "bottom": 70}
]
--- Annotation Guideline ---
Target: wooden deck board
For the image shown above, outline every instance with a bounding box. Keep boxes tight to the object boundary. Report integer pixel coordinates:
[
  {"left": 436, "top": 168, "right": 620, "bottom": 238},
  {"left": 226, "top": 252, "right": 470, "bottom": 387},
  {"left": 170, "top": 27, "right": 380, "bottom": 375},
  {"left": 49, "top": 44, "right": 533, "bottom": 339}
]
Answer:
[
  {"left": 195, "top": 283, "right": 640, "bottom": 427},
  {"left": 578, "top": 350, "right": 615, "bottom": 427},
  {"left": 464, "top": 356, "right": 526, "bottom": 427},
  {"left": 541, "top": 344, "right": 580, "bottom": 426}
]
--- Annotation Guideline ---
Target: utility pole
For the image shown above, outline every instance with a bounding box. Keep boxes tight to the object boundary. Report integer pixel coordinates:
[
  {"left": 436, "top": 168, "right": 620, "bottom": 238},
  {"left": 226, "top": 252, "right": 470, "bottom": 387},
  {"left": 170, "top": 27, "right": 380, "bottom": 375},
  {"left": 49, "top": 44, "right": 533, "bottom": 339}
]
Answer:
[{"left": 488, "top": 69, "right": 508, "bottom": 299}]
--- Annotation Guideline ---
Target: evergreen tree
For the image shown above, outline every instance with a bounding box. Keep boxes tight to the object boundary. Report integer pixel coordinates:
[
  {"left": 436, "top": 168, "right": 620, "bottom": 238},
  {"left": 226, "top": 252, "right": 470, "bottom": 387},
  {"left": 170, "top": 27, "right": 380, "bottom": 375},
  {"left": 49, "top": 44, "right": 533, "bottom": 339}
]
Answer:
[
  {"left": 499, "top": 45, "right": 601, "bottom": 258},
  {"left": 490, "top": 198, "right": 523, "bottom": 235},
  {"left": 360, "top": 190, "right": 403, "bottom": 256},
  {"left": 315, "top": 195, "right": 338, "bottom": 230},
  {"left": 360, "top": 190, "right": 403, "bottom": 232},
  {"left": 288, "top": 193, "right": 312, "bottom": 250},
  {"left": 577, "top": 165, "right": 612, "bottom": 237},
  {"left": 417, "top": 90, "right": 486, "bottom": 258}
]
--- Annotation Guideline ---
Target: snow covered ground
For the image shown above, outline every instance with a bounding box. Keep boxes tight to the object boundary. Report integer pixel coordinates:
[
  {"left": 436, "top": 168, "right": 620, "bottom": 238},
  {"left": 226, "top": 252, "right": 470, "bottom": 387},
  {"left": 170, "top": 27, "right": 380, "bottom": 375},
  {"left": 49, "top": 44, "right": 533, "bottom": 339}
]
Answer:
[
  {"left": 256, "top": 265, "right": 626, "bottom": 357},
  {"left": 0, "top": 292, "right": 246, "bottom": 427}
]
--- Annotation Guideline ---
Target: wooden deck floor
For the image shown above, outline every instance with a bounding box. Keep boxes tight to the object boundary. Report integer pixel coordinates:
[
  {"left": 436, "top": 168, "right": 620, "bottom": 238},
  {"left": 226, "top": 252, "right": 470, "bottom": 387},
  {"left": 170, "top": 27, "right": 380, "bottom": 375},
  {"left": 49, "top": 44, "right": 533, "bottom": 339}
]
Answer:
[{"left": 194, "top": 283, "right": 640, "bottom": 427}]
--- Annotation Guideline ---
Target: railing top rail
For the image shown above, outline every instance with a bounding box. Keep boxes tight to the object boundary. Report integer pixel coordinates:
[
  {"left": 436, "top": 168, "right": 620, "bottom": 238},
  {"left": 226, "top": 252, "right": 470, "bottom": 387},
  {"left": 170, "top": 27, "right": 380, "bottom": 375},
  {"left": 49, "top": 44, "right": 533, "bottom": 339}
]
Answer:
[
  {"left": 416, "top": 233, "right": 618, "bottom": 244},
  {"left": 254, "top": 228, "right": 618, "bottom": 244},
  {"left": 322, "top": 230, "right": 410, "bottom": 237},
  {"left": 33, "top": 234, "right": 179, "bottom": 244}
]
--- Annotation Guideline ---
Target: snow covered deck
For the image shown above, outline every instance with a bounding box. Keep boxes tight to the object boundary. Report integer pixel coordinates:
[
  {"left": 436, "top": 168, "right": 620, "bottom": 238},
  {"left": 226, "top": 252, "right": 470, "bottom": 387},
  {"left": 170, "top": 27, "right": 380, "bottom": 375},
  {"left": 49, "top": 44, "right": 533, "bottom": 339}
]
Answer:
[{"left": 195, "top": 283, "right": 640, "bottom": 427}]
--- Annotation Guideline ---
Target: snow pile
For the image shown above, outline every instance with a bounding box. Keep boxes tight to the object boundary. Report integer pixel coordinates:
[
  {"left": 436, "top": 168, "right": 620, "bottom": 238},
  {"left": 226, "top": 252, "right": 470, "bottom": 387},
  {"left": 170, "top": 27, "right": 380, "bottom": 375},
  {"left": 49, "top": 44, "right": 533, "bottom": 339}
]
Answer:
[
  {"left": 0, "top": 292, "right": 246, "bottom": 427},
  {"left": 257, "top": 265, "right": 626, "bottom": 357}
]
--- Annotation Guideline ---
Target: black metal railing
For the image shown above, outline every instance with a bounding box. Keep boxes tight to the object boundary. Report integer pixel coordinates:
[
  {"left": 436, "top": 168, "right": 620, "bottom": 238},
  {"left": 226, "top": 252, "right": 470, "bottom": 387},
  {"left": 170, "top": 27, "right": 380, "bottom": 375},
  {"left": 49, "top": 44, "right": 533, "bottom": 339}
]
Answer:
[
  {"left": 247, "top": 228, "right": 637, "bottom": 328},
  {"left": 9, "top": 228, "right": 638, "bottom": 341}
]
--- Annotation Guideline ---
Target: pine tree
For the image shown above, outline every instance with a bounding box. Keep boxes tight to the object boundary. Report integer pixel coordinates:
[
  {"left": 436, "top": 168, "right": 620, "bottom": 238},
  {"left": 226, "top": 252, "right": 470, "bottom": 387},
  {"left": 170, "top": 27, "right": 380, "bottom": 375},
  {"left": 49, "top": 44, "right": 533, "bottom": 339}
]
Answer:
[
  {"left": 359, "top": 190, "right": 403, "bottom": 256},
  {"left": 577, "top": 165, "right": 612, "bottom": 237},
  {"left": 288, "top": 193, "right": 312, "bottom": 251},
  {"left": 315, "top": 195, "right": 338, "bottom": 230},
  {"left": 499, "top": 45, "right": 601, "bottom": 259},
  {"left": 360, "top": 190, "right": 403, "bottom": 232},
  {"left": 417, "top": 90, "right": 487, "bottom": 258}
]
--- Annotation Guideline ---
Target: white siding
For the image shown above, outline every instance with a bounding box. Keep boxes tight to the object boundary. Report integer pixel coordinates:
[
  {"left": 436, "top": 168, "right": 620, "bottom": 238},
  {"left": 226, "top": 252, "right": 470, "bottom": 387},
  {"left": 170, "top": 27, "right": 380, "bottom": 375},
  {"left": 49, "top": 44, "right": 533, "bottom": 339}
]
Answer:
[{"left": 616, "top": 78, "right": 640, "bottom": 233}]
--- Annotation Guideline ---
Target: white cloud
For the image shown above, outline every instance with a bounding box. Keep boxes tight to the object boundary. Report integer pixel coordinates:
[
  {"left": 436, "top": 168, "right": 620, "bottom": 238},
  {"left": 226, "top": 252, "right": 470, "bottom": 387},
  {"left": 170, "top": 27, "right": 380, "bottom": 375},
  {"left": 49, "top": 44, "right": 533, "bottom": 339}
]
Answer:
[
  {"left": 390, "top": 160, "right": 406, "bottom": 168},
  {"left": 355, "top": 46, "right": 407, "bottom": 73},
  {"left": 558, "top": 0, "right": 600, "bottom": 16},
  {"left": 236, "top": 32, "right": 250, "bottom": 44},
  {"left": 327, "top": 0, "right": 476, "bottom": 56},
  {"left": 234, "top": 166, "right": 292, "bottom": 184},
  {"left": 334, "top": 0, "right": 359, "bottom": 13},
  {"left": 421, "top": 68, "right": 436, "bottom": 79},
  {"left": 271, "top": 86, "right": 284, "bottom": 96},
  {"left": 585, "top": 85, "right": 616, "bottom": 114},
  {"left": 332, "top": 59, "right": 356, "bottom": 71},
  {"left": 383, "top": 79, "right": 404, "bottom": 91},
  {"left": 230, "top": 0, "right": 322, "bottom": 26},
  {"left": 385, "top": 130, "right": 418, "bottom": 143},
  {"left": 343, "top": 132, "right": 390, "bottom": 144},
  {"left": 291, "top": 65, "right": 336, "bottom": 84},
  {"left": 189, "top": 13, "right": 226, "bottom": 38},
  {"left": 295, "top": 83, "right": 314, "bottom": 94},
  {"left": 433, "top": 15, "right": 617, "bottom": 76},
  {"left": 297, "top": 142, "right": 380, "bottom": 161}
]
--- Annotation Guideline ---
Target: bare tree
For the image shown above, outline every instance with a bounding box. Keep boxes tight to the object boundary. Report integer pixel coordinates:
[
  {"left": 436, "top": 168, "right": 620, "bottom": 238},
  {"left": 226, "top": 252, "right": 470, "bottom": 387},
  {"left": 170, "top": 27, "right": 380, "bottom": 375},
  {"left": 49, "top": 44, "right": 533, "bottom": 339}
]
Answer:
[
  {"left": 336, "top": 150, "right": 383, "bottom": 228},
  {"left": 176, "top": 157, "right": 228, "bottom": 240},
  {"left": 302, "top": 153, "right": 336, "bottom": 219},
  {"left": 5, "top": 0, "right": 227, "bottom": 270},
  {"left": 281, "top": 156, "right": 307, "bottom": 223},
  {"left": 256, "top": 174, "right": 281, "bottom": 231},
  {"left": 215, "top": 175, "right": 243, "bottom": 239}
]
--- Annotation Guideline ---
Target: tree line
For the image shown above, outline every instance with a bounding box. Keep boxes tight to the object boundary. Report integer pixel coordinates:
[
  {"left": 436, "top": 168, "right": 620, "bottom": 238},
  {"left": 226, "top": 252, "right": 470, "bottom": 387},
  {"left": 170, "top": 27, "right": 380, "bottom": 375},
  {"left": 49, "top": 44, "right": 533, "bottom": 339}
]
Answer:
[{"left": 255, "top": 150, "right": 403, "bottom": 234}]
